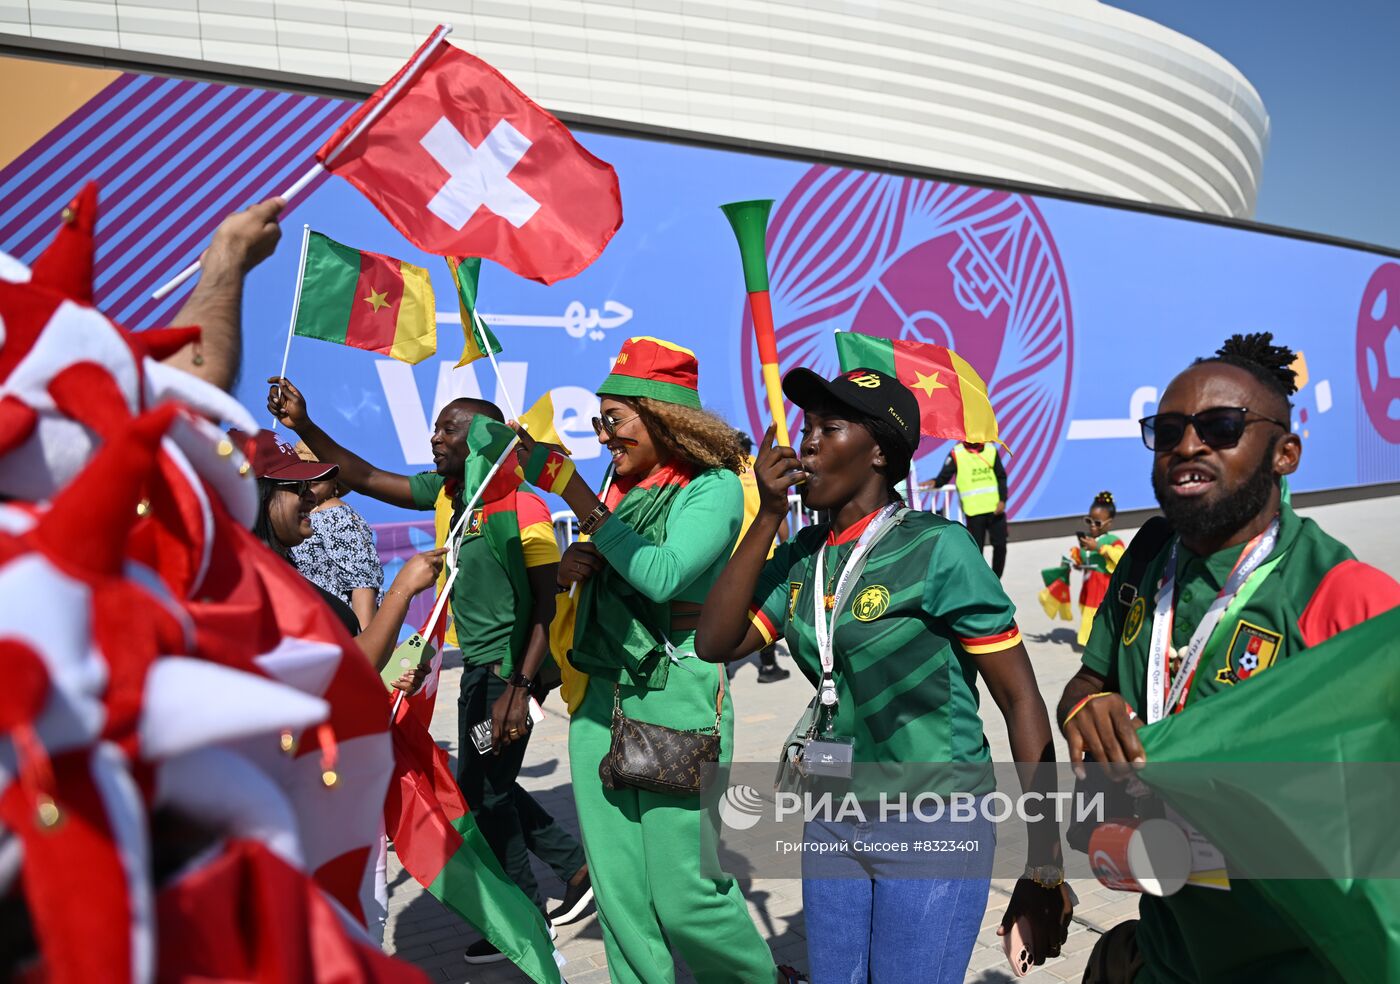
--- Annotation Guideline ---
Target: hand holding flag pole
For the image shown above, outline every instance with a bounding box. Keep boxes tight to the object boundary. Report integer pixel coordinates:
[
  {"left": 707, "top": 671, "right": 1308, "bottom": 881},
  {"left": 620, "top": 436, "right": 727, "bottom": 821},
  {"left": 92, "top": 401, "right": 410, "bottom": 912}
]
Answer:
[
  {"left": 271, "top": 224, "right": 312, "bottom": 431},
  {"left": 150, "top": 24, "right": 456, "bottom": 301}
]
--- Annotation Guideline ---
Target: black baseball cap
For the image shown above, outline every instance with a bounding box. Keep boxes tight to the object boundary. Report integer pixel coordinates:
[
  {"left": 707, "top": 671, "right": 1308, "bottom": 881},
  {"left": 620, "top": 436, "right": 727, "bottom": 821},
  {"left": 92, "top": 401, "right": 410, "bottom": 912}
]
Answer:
[{"left": 782, "top": 367, "right": 921, "bottom": 452}]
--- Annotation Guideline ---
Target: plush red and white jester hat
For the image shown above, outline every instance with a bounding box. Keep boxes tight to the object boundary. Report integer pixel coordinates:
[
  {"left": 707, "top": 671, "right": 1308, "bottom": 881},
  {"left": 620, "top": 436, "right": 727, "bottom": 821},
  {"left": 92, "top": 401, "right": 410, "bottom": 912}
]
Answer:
[
  {"left": 0, "top": 406, "right": 331, "bottom": 984},
  {"left": 0, "top": 186, "right": 257, "bottom": 502}
]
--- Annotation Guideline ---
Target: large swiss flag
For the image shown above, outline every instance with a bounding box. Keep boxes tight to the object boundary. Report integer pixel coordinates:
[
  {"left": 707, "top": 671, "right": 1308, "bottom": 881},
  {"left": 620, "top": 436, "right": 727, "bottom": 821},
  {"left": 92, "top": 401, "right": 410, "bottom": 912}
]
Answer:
[{"left": 317, "top": 27, "right": 622, "bottom": 284}]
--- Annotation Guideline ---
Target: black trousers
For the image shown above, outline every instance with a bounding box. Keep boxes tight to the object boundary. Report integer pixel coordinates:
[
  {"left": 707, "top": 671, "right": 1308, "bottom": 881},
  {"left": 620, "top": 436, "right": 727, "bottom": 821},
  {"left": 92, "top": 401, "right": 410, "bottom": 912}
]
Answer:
[
  {"left": 965, "top": 511, "right": 1008, "bottom": 579},
  {"left": 456, "top": 663, "right": 586, "bottom": 910}
]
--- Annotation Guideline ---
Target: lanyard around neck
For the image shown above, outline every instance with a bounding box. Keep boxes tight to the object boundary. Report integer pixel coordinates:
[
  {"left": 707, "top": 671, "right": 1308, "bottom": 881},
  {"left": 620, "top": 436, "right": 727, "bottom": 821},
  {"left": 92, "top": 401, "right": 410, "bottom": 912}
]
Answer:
[
  {"left": 1144, "top": 517, "right": 1280, "bottom": 724},
  {"left": 812, "top": 503, "right": 900, "bottom": 709}
]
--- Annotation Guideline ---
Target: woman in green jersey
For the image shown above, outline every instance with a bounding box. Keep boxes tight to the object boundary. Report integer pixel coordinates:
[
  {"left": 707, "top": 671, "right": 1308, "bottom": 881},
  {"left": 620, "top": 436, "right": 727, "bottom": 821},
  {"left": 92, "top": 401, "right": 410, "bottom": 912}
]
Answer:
[
  {"left": 515, "top": 336, "right": 784, "bottom": 984},
  {"left": 697, "top": 366, "right": 1073, "bottom": 984}
]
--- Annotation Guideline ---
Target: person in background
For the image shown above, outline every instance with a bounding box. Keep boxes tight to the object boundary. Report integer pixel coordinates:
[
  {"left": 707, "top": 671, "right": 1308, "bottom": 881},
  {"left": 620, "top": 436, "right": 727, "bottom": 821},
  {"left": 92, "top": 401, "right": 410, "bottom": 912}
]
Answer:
[
  {"left": 697, "top": 367, "right": 1072, "bottom": 983},
  {"left": 291, "top": 442, "right": 385, "bottom": 632},
  {"left": 240, "top": 428, "right": 442, "bottom": 674},
  {"left": 265, "top": 380, "right": 592, "bottom": 962},
  {"left": 734, "top": 431, "right": 791, "bottom": 683},
  {"left": 922, "top": 439, "right": 1009, "bottom": 578},
  {"left": 1058, "top": 333, "right": 1400, "bottom": 983},
  {"left": 1039, "top": 491, "right": 1125, "bottom": 646}
]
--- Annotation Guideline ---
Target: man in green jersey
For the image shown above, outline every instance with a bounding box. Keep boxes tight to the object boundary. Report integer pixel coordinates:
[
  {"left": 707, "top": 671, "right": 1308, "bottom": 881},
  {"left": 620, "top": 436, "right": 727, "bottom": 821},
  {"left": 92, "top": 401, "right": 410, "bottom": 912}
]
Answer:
[
  {"left": 1058, "top": 334, "right": 1400, "bottom": 983},
  {"left": 268, "top": 377, "right": 591, "bottom": 963}
]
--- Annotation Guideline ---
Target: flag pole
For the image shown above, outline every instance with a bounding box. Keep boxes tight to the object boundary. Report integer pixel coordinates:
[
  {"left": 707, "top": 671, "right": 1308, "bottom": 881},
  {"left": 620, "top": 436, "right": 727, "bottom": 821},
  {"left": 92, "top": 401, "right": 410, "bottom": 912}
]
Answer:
[
  {"left": 272, "top": 224, "right": 312, "bottom": 432},
  {"left": 150, "top": 24, "right": 455, "bottom": 302},
  {"left": 471, "top": 307, "right": 519, "bottom": 420},
  {"left": 568, "top": 463, "right": 613, "bottom": 599}
]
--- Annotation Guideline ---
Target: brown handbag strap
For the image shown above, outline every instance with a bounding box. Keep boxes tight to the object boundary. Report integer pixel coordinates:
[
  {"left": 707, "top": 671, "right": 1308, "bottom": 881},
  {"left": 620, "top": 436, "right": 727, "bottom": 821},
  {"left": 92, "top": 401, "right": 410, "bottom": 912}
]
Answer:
[{"left": 714, "top": 663, "right": 725, "bottom": 728}]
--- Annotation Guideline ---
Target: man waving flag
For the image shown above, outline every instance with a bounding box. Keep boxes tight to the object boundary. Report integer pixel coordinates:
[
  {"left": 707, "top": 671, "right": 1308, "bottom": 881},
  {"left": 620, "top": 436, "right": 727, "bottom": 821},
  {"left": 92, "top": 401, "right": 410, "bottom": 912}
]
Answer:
[{"left": 316, "top": 27, "right": 622, "bottom": 284}]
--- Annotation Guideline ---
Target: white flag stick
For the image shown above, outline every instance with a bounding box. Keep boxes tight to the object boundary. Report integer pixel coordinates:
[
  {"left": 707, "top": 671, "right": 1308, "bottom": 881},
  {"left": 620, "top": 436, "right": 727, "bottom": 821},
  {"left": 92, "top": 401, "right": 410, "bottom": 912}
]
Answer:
[
  {"left": 271, "top": 224, "right": 312, "bottom": 431},
  {"left": 568, "top": 464, "right": 613, "bottom": 599},
  {"left": 150, "top": 24, "right": 455, "bottom": 302},
  {"left": 470, "top": 306, "right": 519, "bottom": 420}
]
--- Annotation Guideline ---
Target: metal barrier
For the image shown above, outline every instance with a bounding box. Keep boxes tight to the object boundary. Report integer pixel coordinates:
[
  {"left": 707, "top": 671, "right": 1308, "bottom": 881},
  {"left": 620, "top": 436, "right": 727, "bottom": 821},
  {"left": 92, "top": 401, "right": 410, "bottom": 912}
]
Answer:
[{"left": 552, "top": 511, "right": 580, "bottom": 551}]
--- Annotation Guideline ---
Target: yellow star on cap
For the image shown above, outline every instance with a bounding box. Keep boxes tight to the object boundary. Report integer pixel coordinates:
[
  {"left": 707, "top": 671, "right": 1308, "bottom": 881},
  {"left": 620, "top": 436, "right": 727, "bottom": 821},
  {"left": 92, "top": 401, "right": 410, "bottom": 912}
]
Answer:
[
  {"left": 364, "top": 288, "right": 390, "bottom": 312},
  {"left": 911, "top": 370, "right": 947, "bottom": 397}
]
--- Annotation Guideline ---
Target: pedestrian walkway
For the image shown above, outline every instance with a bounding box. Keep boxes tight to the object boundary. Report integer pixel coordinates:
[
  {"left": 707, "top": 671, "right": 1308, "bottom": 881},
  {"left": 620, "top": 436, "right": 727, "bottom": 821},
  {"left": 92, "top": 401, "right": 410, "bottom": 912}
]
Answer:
[{"left": 383, "top": 497, "right": 1399, "bottom": 982}]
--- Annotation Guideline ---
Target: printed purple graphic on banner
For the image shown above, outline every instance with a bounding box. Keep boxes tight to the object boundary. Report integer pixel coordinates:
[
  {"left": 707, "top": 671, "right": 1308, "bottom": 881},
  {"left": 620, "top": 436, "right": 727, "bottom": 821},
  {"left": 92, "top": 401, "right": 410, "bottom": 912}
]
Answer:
[
  {"left": 739, "top": 166, "right": 1073, "bottom": 517},
  {"left": 0, "top": 72, "right": 349, "bottom": 328},
  {"left": 1357, "top": 262, "right": 1400, "bottom": 444}
]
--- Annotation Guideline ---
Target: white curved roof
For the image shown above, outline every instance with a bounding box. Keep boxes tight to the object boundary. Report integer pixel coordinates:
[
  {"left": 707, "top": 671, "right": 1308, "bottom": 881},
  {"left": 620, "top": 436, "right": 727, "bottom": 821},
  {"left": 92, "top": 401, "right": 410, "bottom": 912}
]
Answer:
[{"left": 15, "top": 0, "right": 1269, "bottom": 216}]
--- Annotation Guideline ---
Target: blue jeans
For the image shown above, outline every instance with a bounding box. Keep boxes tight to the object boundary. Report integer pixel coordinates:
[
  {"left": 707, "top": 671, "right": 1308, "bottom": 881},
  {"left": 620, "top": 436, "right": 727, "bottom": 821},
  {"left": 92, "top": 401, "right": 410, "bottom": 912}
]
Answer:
[{"left": 801, "top": 803, "right": 995, "bottom": 983}]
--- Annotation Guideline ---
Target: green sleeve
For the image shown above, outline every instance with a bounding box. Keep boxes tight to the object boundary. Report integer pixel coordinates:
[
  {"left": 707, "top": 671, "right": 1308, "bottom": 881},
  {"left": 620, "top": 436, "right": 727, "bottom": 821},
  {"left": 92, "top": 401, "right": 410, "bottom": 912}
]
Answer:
[
  {"left": 407, "top": 471, "right": 444, "bottom": 510},
  {"left": 589, "top": 469, "right": 743, "bottom": 604},
  {"left": 922, "top": 523, "right": 1019, "bottom": 648},
  {"left": 749, "top": 532, "right": 817, "bottom": 643}
]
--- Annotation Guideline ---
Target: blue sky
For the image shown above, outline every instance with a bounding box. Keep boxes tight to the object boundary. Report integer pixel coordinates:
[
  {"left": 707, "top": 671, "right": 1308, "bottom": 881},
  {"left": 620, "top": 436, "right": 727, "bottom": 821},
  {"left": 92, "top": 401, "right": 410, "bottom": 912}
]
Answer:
[{"left": 1106, "top": 0, "right": 1400, "bottom": 250}]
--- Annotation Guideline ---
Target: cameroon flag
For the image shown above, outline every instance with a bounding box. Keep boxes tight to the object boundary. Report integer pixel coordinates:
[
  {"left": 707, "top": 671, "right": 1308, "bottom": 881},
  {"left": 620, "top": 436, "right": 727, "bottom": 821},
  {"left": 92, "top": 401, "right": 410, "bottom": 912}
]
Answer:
[
  {"left": 1139, "top": 606, "right": 1400, "bottom": 983},
  {"left": 447, "top": 256, "right": 503, "bottom": 368},
  {"left": 835, "top": 331, "right": 1002, "bottom": 446},
  {"left": 294, "top": 232, "right": 436, "bottom": 364},
  {"left": 462, "top": 415, "right": 533, "bottom": 676}
]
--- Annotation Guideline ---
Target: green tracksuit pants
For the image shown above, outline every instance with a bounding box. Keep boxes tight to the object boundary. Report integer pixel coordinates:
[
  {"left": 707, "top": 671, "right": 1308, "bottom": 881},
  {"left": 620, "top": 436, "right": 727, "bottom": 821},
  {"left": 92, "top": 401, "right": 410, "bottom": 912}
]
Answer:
[{"left": 569, "top": 649, "right": 775, "bottom": 984}]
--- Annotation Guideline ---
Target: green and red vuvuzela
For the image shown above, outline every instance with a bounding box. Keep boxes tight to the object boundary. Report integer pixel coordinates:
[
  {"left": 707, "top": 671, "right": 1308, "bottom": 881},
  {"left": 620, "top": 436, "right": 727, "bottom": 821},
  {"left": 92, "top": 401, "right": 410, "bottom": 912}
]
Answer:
[
  {"left": 385, "top": 699, "right": 559, "bottom": 983},
  {"left": 294, "top": 231, "right": 437, "bottom": 364},
  {"left": 721, "top": 200, "right": 791, "bottom": 446},
  {"left": 835, "top": 331, "right": 1003, "bottom": 446}
]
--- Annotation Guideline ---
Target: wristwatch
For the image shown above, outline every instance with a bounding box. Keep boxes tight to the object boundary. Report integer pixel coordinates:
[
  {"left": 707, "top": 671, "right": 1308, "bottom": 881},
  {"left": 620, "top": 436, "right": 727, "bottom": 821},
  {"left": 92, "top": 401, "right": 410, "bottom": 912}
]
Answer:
[
  {"left": 1023, "top": 864, "right": 1065, "bottom": 889},
  {"left": 505, "top": 671, "right": 531, "bottom": 689}
]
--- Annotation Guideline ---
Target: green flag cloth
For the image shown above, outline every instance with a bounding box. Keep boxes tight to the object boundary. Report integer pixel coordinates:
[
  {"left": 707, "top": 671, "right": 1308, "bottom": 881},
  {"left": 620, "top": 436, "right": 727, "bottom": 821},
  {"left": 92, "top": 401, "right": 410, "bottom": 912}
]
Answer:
[
  {"left": 1139, "top": 606, "right": 1400, "bottom": 983},
  {"left": 569, "top": 465, "right": 693, "bottom": 689},
  {"left": 460, "top": 415, "right": 531, "bottom": 676}
]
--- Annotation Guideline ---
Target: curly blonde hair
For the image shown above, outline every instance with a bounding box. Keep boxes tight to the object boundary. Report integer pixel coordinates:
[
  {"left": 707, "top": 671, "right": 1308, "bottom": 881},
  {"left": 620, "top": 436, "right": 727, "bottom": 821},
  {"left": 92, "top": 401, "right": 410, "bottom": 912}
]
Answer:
[{"left": 625, "top": 397, "right": 746, "bottom": 474}]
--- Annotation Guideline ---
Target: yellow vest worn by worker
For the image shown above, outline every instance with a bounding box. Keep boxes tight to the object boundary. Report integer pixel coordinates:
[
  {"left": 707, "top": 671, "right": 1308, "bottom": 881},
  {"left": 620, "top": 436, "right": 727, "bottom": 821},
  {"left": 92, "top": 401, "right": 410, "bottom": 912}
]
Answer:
[{"left": 953, "top": 443, "right": 1000, "bottom": 517}]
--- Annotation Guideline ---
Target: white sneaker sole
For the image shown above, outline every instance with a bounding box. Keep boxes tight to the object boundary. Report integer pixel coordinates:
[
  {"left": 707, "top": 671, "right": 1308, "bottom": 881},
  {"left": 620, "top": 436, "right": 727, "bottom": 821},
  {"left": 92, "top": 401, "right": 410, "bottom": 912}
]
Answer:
[{"left": 549, "top": 885, "right": 595, "bottom": 926}]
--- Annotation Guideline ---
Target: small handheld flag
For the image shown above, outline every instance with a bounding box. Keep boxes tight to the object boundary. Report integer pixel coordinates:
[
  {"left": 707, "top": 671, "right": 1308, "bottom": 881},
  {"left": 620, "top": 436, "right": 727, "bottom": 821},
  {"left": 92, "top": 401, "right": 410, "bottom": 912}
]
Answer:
[
  {"left": 721, "top": 199, "right": 791, "bottom": 447},
  {"left": 447, "top": 256, "right": 503, "bottom": 367},
  {"left": 834, "top": 331, "right": 1004, "bottom": 448},
  {"left": 293, "top": 231, "right": 436, "bottom": 364},
  {"left": 522, "top": 445, "right": 575, "bottom": 495}
]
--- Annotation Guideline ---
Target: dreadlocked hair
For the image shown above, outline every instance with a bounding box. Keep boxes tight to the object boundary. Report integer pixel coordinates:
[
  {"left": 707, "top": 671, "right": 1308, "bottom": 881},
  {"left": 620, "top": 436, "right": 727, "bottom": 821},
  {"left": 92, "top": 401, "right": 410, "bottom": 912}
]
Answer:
[
  {"left": 1195, "top": 332, "right": 1298, "bottom": 410},
  {"left": 631, "top": 397, "right": 746, "bottom": 474},
  {"left": 1091, "top": 490, "right": 1116, "bottom": 517}
]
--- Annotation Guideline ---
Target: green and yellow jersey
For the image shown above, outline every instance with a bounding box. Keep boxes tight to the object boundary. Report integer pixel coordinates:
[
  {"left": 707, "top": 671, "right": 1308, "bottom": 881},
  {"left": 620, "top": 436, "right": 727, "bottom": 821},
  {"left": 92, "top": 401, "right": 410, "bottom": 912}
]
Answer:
[
  {"left": 748, "top": 508, "right": 1021, "bottom": 768},
  {"left": 409, "top": 471, "right": 559, "bottom": 668},
  {"left": 1084, "top": 502, "right": 1400, "bottom": 983}
]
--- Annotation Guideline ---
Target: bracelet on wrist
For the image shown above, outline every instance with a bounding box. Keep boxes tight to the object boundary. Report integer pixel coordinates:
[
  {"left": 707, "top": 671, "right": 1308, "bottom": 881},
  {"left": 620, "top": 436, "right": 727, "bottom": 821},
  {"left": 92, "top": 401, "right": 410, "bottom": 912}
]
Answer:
[
  {"left": 1062, "top": 691, "right": 1113, "bottom": 729},
  {"left": 579, "top": 503, "right": 611, "bottom": 536}
]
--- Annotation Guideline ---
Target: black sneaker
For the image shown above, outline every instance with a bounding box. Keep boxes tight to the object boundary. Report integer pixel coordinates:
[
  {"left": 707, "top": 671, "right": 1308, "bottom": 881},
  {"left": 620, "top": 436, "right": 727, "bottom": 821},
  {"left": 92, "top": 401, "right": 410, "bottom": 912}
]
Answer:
[
  {"left": 464, "top": 923, "right": 556, "bottom": 964},
  {"left": 463, "top": 938, "right": 507, "bottom": 965},
  {"left": 547, "top": 872, "right": 594, "bottom": 925},
  {"left": 756, "top": 665, "right": 791, "bottom": 683}
]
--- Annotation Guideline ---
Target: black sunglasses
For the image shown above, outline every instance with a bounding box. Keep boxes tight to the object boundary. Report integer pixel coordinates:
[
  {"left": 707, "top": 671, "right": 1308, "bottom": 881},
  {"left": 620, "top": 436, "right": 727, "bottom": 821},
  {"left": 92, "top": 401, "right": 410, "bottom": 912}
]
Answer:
[
  {"left": 1139, "top": 406, "right": 1288, "bottom": 453},
  {"left": 273, "top": 479, "right": 313, "bottom": 495},
  {"left": 591, "top": 412, "right": 640, "bottom": 439}
]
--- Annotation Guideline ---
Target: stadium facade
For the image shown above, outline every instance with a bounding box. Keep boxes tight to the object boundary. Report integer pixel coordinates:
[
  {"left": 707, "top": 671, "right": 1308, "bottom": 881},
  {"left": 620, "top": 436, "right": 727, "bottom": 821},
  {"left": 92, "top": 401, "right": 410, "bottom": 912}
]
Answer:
[{"left": 7, "top": 0, "right": 1268, "bottom": 216}]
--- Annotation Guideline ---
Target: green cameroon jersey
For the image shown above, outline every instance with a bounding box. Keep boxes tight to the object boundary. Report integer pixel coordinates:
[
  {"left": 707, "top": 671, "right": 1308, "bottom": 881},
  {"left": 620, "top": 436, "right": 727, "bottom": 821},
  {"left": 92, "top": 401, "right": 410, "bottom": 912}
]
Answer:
[
  {"left": 407, "top": 471, "right": 559, "bottom": 668},
  {"left": 1082, "top": 503, "right": 1400, "bottom": 984},
  {"left": 749, "top": 508, "right": 1022, "bottom": 769}
]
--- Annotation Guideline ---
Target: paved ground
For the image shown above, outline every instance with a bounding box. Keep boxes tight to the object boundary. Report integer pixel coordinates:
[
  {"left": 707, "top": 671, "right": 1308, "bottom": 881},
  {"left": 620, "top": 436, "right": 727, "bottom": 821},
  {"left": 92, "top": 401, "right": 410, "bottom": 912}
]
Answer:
[{"left": 383, "top": 498, "right": 1399, "bottom": 983}]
